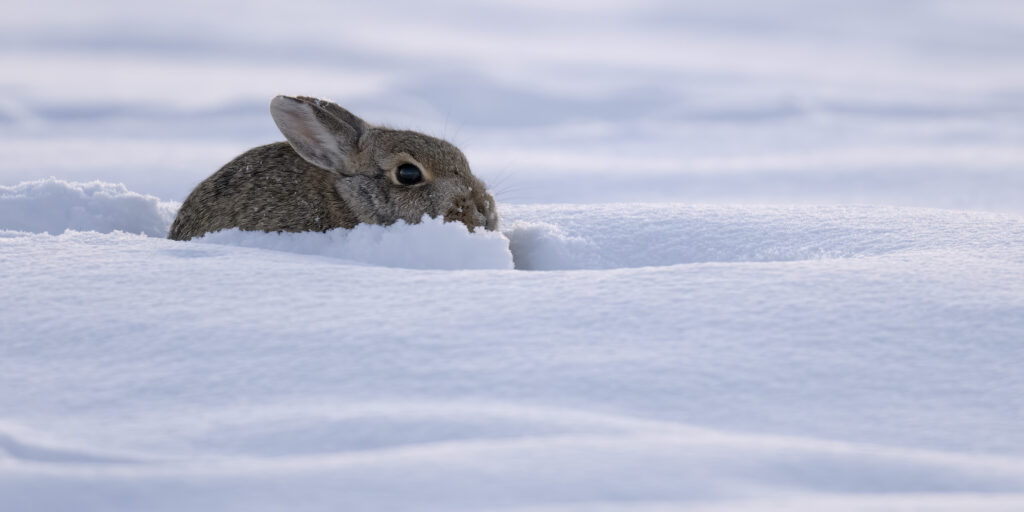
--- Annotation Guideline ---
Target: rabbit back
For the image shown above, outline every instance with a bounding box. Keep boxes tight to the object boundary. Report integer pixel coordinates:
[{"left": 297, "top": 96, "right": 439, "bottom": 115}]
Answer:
[{"left": 168, "top": 142, "right": 357, "bottom": 241}]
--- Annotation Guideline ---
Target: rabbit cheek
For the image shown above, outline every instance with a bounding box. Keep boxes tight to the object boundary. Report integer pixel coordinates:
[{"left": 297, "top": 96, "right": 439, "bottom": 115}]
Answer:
[
  {"left": 334, "top": 176, "right": 393, "bottom": 226},
  {"left": 384, "top": 184, "right": 439, "bottom": 227}
]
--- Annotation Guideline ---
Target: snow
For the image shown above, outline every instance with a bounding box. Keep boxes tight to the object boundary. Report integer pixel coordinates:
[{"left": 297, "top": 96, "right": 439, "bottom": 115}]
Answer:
[
  {"left": 2, "top": 196, "right": 1024, "bottom": 510},
  {"left": 0, "top": 178, "right": 178, "bottom": 237},
  {"left": 3, "top": 1, "right": 1024, "bottom": 510},
  {"left": 502, "top": 203, "right": 1024, "bottom": 269},
  {"left": 196, "top": 218, "right": 514, "bottom": 270}
]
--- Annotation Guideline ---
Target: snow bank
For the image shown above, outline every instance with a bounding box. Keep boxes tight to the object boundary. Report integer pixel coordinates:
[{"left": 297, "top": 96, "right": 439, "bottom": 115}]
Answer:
[
  {"left": 0, "top": 178, "right": 178, "bottom": 237},
  {"left": 195, "top": 217, "right": 514, "bottom": 270}
]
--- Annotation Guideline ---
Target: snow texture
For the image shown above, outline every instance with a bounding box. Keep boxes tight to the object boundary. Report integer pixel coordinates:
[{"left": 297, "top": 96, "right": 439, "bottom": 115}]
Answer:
[
  {"left": 3, "top": 1, "right": 1024, "bottom": 510},
  {"left": 0, "top": 178, "right": 178, "bottom": 237}
]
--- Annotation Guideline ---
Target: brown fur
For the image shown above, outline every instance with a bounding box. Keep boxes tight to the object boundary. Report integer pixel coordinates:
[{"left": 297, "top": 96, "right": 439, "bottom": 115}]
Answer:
[{"left": 168, "top": 96, "right": 497, "bottom": 241}]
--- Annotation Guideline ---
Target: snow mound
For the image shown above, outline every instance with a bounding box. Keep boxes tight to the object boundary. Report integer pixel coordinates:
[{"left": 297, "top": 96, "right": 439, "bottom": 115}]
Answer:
[
  {"left": 0, "top": 178, "right": 178, "bottom": 237},
  {"left": 194, "top": 216, "right": 514, "bottom": 270}
]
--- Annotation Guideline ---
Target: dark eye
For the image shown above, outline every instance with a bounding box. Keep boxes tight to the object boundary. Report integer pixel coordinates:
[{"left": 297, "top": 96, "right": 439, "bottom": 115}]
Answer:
[{"left": 396, "top": 163, "right": 423, "bottom": 185}]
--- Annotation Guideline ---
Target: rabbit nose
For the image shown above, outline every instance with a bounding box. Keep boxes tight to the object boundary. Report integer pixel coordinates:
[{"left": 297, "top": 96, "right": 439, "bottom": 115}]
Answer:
[{"left": 443, "top": 188, "right": 497, "bottom": 231}]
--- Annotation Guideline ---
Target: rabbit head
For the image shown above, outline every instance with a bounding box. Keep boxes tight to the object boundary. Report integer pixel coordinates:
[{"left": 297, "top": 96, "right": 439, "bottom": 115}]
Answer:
[{"left": 270, "top": 95, "right": 497, "bottom": 231}]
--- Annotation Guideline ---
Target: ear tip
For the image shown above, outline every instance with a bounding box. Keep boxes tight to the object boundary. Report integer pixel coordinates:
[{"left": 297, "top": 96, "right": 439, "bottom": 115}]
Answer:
[
  {"left": 269, "top": 96, "right": 309, "bottom": 121},
  {"left": 270, "top": 95, "right": 298, "bottom": 107}
]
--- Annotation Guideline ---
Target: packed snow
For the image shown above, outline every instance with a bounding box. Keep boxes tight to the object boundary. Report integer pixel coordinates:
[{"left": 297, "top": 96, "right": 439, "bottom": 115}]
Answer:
[{"left": 3, "top": 1, "right": 1024, "bottom": 511}]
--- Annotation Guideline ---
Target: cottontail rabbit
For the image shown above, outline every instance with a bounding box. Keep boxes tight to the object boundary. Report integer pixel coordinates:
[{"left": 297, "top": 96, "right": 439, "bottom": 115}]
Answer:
[{"left": 168, "top": 95, "right": 497, "bottom": 240}]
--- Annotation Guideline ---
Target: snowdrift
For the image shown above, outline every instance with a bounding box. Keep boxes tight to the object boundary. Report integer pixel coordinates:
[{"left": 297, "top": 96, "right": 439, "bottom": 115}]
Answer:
[{"left": 2, "top": 180, "right": 1023, "bottom": 510}]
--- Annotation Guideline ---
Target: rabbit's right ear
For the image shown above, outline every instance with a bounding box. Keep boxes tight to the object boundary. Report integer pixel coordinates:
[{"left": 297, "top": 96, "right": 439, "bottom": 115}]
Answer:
[{"left": 269, "top": 95, "right": 368, "bottom": 172}]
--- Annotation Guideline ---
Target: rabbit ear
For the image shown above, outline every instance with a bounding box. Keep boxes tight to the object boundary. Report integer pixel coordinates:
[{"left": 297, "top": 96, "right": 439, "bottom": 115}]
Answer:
[{"left": 269, "top": 96, "right": 368, "bottom": 172}]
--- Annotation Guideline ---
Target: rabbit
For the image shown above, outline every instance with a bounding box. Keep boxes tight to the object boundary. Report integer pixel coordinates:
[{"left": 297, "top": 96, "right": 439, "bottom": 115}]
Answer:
[{"left": 168, "top": 95, "right": 498, "bottom": 241}]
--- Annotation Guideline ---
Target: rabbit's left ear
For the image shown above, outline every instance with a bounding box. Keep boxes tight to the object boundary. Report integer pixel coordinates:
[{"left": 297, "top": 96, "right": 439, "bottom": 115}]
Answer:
[{"left": 270, "top": 95, "right": 368, "bottom": 172}]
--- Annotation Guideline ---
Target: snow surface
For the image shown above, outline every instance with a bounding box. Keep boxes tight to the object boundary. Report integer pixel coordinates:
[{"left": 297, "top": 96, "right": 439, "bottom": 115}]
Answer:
[
  {"left": 3, "top": 184, "right": 1024, "bottom": 510},
  {"left": 3, "top": 1, "right": 1024, "bottom": 510}
]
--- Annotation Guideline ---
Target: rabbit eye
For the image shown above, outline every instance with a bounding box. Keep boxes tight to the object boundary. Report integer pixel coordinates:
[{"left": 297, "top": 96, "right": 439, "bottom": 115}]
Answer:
[{"left": 396, "top": 163, "right": 423, "bottom": 185}]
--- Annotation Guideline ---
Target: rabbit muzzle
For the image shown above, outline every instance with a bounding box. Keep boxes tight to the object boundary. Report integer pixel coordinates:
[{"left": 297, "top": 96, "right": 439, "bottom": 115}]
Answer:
[{"left": 444, "top": 187, "right": 498, "bottom": 232}]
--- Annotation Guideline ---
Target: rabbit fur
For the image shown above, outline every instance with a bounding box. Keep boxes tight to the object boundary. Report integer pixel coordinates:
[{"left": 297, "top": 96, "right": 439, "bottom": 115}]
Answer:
[{"left": 168, "top": 95, "right": 497, "bottom": 241}]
